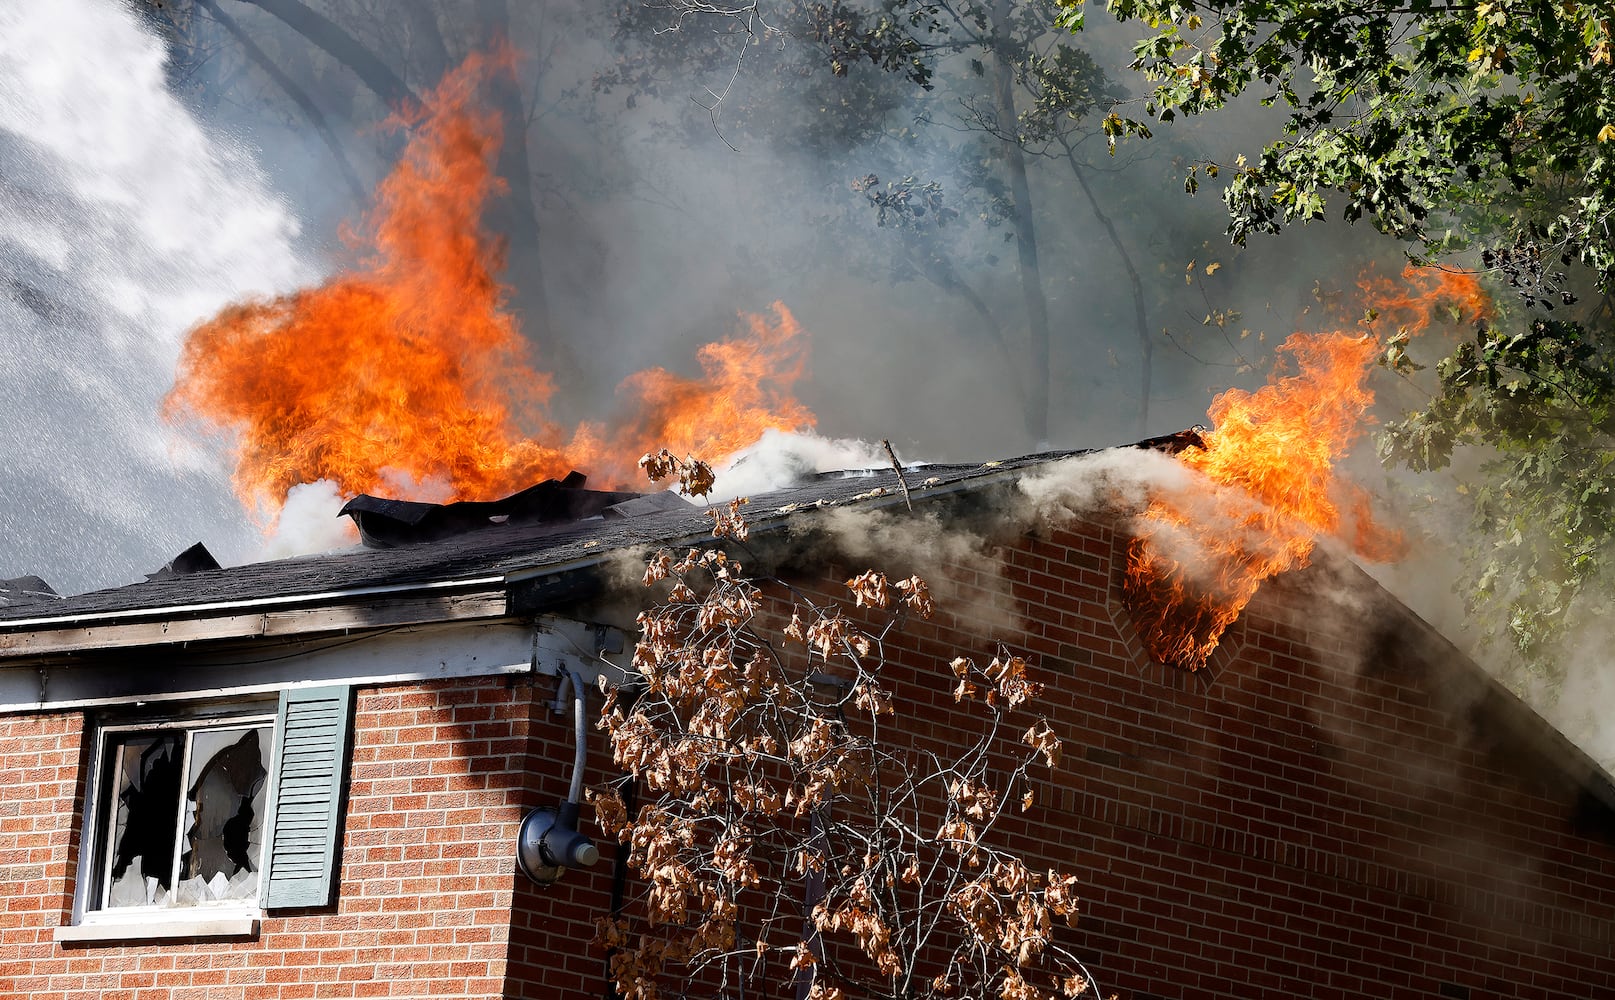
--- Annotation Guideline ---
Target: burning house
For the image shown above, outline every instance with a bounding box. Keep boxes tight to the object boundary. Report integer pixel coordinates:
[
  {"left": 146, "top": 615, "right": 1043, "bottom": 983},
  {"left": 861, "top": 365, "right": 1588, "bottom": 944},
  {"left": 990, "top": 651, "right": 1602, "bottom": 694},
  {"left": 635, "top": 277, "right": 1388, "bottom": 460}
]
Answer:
[
  {"left": 11, "top": 2, "right": 1611, "bottom": 995},
  {"left": 2, "top": 440, "right": 1614, "bottom": 1000}
]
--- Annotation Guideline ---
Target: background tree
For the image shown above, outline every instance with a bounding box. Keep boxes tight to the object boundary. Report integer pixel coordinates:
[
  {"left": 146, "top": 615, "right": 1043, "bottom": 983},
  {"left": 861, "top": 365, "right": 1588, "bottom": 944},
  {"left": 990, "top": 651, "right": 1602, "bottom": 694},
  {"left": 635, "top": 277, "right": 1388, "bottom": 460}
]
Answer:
[
  {"left": 597, "top": 0, "right": 1233, "bottom": 441},
  {"left": 1052, "top": 0, "right": 1615, "bottom": 670}
]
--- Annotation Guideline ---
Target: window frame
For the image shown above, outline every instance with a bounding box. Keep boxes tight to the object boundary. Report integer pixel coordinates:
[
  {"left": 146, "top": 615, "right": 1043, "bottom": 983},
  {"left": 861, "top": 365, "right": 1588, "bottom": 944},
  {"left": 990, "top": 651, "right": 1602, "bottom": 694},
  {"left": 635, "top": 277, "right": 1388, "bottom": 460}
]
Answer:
[
  {"left": 65, "top": 699, "right": 281, "bottom": 938},
  {"left": 56, "top": 685, "right": 354, "bottom": 943},
  {"left": 92, "top": 711, "right": 278, "bottom": 913}
]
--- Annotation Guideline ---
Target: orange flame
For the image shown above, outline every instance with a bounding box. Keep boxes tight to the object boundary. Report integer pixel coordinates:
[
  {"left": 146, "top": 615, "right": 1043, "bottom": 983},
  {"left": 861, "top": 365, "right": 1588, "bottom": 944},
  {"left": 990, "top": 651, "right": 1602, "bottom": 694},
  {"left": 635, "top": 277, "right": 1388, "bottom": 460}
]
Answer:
[
  {"left": 618, "top": 303, "right": 814, "bottom": 461},
  {"left": 1124, "top": 267, "right": 1489, "bottom": 669},
  {"left": 165, "top": 52, "right": 813, "bottom": 515},
  {"left": 1357, "top": 263, "right": 1493, "bottom": 334}
]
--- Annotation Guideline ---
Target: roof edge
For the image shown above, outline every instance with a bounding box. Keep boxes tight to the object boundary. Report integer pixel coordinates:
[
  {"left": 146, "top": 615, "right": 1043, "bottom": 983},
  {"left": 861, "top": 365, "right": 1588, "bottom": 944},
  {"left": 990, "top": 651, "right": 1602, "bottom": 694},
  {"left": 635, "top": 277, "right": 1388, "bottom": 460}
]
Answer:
[{"left": 0, "top": 575, "right": 509, "bottom": 656}]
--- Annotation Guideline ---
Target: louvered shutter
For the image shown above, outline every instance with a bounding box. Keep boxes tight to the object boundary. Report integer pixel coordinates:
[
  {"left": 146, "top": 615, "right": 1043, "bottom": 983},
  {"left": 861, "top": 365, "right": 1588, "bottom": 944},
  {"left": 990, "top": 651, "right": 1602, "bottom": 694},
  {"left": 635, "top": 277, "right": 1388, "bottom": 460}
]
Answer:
[{"left": 263, "top": 685, "right": 353, "bottom": 909}]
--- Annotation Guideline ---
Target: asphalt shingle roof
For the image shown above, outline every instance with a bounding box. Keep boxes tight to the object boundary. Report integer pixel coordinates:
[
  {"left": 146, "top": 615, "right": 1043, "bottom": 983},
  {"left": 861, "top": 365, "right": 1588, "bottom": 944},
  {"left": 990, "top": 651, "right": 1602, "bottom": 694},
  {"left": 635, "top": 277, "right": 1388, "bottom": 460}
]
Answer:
[
  {"left": 7, "top": 433, "right": 1613, "bottom": 809},
  {"left": 0, "top": 449, "right": 1093, "bottom": 624}
]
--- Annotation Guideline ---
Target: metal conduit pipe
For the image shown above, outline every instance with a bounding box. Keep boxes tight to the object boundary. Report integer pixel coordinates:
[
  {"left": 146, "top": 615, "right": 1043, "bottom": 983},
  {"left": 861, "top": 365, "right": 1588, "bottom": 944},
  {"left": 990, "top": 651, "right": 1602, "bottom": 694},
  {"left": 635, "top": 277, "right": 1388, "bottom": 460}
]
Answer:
[{"left": 517, "top": 667, "right": 601, "bottom": 884}]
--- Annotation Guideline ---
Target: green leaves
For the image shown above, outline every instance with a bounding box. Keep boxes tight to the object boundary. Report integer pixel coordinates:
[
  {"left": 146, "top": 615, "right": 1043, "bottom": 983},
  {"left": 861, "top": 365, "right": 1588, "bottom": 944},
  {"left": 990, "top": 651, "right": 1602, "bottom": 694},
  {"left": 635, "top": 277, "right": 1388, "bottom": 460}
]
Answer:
[
  {"left": 1060, "top": 0, "right": 1615, "bottom": 290},
  {"left": 1379, "top": 319, "right": 1615, "bottom": 666},
  {"left": 1056, "top": 0, "right": 1615, "bottom": 670}
]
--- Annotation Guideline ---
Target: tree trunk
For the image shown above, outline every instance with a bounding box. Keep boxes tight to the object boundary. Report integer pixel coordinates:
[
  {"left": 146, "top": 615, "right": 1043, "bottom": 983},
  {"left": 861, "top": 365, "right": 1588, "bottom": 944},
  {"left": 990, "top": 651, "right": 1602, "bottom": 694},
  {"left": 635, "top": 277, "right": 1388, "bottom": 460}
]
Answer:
[
  {"left": 991, "top": 50, "right": 1052, "bottom": 446},
  {"left": 906, "top": 247, "right": 1037, "bottom": 433},
  {"left": 399, "top": 4, "right": 451, "bottom": 87},
  {"left": 230, "top": 0, "right": 416, "bottom": 108},
  {"left": 1063, "top": 141, "right": 1152, "bottom": 436}
]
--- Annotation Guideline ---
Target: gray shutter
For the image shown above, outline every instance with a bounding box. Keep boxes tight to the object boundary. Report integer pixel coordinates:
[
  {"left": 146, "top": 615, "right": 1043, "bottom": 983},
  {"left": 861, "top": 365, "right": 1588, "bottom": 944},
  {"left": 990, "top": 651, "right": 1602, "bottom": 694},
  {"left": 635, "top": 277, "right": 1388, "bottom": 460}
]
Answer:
[{"left": 263, "top": 685, "right": 352, "bottom": 909}]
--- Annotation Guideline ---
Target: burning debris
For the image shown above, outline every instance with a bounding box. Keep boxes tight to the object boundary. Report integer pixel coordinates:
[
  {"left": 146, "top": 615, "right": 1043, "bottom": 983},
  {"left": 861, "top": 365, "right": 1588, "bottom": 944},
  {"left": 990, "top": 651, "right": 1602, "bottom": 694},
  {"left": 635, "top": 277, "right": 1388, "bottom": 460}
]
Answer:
[{"left": 339, "top": 473, "right": 690, "bottom": 548}]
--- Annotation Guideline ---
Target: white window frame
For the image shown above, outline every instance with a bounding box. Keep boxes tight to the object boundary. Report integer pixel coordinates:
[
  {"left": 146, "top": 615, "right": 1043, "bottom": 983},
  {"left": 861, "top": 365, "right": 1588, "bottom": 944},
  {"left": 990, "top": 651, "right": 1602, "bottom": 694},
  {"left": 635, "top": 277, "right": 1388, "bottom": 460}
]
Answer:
[{"left": 58, "top": 701, "right": 278, "bottom": 942}]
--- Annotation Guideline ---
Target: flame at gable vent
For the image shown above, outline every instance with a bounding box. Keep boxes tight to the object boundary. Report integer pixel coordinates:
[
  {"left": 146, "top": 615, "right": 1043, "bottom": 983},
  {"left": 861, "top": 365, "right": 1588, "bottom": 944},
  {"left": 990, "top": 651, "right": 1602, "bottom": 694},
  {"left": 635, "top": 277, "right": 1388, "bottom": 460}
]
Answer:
[{"left": 1125, "top": 267, "right": 1489, "bottom": 670}]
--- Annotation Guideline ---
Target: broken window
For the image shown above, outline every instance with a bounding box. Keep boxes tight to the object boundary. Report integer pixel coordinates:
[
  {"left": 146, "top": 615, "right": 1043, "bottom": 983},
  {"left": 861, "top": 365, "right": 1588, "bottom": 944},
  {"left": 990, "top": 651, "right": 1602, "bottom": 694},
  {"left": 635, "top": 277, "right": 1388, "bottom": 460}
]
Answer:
[{"left": 94, "top": 715, "right": 273, "bottom": 910}]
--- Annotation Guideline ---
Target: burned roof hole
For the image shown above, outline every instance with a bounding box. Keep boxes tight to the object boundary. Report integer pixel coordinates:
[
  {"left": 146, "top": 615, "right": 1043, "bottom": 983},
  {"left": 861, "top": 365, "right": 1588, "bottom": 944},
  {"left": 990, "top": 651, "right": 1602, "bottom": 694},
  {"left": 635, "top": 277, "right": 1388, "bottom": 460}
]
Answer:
[{"left": 145, "top": 542, "right": 221, "bottom": 582}]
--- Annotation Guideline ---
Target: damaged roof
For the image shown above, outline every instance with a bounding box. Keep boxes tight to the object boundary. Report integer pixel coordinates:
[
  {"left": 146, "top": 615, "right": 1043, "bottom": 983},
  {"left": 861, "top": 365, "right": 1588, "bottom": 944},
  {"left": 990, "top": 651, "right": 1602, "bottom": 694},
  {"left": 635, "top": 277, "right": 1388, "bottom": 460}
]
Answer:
[
  {"left": 0, "top": 575, "right": 58, "bottom": 608},
  {"left": 339, "top": 472, "right": 664, "bottom": 548},
  {"left": 3, "top": 432, "right": 1613, "bottom": 814},
  {"left": 0, "top": 445, "right": 1113, "bottom": 628}
]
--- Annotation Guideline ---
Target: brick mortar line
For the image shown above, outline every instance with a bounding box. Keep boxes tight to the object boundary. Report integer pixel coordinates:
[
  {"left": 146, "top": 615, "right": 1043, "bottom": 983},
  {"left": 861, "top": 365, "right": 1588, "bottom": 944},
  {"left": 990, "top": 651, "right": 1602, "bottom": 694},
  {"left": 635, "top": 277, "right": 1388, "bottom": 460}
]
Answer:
[{"left": 1078, "top": 788, "right": 1613, "bottom": 944}]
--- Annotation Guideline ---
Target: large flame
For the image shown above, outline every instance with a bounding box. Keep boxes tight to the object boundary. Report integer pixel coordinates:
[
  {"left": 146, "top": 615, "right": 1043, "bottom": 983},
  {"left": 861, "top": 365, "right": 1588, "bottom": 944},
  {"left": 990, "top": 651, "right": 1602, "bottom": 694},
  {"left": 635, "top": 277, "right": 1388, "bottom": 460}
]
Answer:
[
  {"left": 165, "top": 51, "right": 813, "bottom": 517},
  {"left": 1124, "top": 268, "right": 1488, "bottom": 669}
]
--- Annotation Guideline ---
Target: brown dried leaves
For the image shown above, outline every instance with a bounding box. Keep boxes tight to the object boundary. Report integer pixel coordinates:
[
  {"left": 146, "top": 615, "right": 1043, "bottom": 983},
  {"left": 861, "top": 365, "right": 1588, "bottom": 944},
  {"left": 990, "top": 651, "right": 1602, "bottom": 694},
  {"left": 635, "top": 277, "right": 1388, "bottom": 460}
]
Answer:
[
  {"left": 599, "top": 505, "right": 1086, "bottom": 1000},
  {"left": 640, "top": 448, "right": 716, "bottom": 498},
  {"left": 951, "top": 649, "right": 1043, "bottom": 708},
  {"left": 846, "top": 570, "right": 935, "bottom": 619}
]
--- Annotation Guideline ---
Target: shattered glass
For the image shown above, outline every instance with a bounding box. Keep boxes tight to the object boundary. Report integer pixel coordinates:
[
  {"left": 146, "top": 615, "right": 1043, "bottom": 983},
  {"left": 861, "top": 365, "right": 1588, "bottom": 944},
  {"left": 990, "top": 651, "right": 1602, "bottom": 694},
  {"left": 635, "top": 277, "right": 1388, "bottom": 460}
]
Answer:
[
  {"left": 101, "top": 723, "right": 270, "bottom": 909},
  {"left": 106, "top": 733, "right": 182, "bottom": 907}
]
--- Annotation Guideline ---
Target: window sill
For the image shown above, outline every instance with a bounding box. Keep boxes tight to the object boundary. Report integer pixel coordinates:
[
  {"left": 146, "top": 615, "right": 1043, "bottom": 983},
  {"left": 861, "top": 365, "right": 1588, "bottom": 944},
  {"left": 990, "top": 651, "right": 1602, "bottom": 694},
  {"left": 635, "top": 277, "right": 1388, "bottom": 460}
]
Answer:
[{"left": 54, "top": 911, "right": 261, "bottom": 943}]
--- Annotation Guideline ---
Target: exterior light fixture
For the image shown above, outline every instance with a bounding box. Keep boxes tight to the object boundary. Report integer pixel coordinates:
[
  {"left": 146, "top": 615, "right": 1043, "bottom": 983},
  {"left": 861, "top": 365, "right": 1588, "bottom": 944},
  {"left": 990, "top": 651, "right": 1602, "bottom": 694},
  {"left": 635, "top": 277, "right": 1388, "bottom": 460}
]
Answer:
[{"left": 517, "top": 801, "right": 599, "bottom": 885}]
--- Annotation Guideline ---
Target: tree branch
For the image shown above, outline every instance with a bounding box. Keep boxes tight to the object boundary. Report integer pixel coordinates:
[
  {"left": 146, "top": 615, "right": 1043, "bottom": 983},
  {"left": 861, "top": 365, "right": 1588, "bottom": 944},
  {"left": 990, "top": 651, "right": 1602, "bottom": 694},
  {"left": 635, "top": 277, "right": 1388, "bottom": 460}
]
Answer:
[
  {"left": 398, "top": 3, "right": 450, "bottom": 86},
  {"left": 199, "top": 0, "right": 367, "bottom": 204},
  {"left": 228, "top": 0, "right": 417, "bottom": 108}
]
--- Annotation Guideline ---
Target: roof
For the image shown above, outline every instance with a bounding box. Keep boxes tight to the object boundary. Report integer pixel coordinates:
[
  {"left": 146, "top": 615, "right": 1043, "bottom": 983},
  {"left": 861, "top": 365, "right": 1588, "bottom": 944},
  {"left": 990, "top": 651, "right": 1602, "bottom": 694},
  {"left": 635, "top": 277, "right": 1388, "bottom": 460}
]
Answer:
[
  {"left": 0, "top": 447, "right": 1101, "bottom": 629},
  {"left": 0, "top": 575, "right": 58, "bottom": 608},
  {"left": 3, "top": 431, "right": 1612, "bottom": 811}
]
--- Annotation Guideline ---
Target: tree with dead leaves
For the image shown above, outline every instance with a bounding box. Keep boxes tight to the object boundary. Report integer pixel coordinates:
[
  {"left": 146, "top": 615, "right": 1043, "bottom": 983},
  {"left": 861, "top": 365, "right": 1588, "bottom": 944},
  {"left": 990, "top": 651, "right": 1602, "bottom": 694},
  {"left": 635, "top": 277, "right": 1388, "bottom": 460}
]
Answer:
[{"left": 592, "top": 475, "right": 1100, "bottom": 1000}]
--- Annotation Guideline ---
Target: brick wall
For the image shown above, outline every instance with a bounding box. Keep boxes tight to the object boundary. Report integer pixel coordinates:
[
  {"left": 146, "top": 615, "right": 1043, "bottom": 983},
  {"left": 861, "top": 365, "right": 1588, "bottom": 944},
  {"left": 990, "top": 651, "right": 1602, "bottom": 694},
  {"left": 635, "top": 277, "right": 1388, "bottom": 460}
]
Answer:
[
  {"left": 5, "top": 506, "right": 1615, "bottom": 1000},
  {"left": 1009, "top": 521, "right": 1615, "bottom": 999},
  {"left": 0, "top": 711, "right": 85, "bottom": 986},
  {"left": 0, "top": 676, "right": 622, "bottom": 1000},
  {"left": 502, "top": 680, "right": 620, "bottom": 1000},
  {"left": 820, "top": 515, "right": 1615, "bottom": 999}
]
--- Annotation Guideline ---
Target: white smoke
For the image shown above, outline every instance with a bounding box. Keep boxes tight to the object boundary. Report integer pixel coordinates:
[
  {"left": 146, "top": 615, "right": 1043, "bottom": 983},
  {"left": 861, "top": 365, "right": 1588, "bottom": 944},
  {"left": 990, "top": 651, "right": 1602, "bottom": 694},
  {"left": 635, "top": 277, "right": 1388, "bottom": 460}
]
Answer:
[
  {"left": 710, "top": 429, "right": 899, "bottom": 500},
  {"left": 0, "top": 0, "right": 307, "bottom": 593},
  {"left": 260, "top": 481, "right": 358, "bottom": 560},
  {"left": 1015, "top": 447, "right": 1192, "bottom": 524}
]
